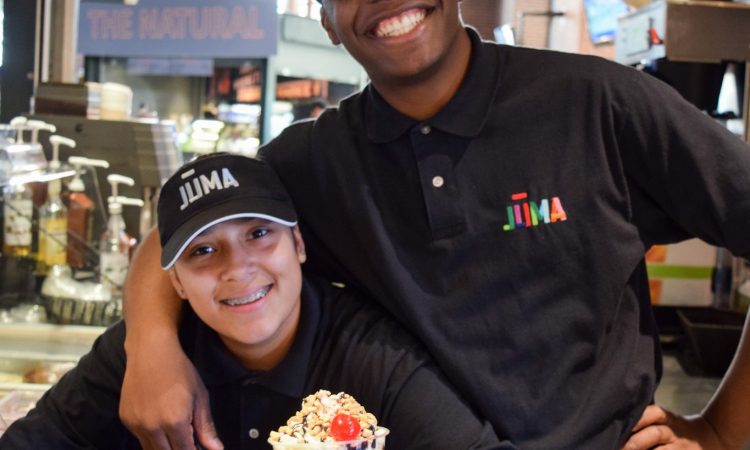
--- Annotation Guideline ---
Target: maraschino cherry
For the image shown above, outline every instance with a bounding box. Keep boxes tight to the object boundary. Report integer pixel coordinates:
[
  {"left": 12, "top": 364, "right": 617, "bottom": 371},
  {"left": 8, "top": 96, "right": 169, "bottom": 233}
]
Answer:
[{"left": 329, "top": 413, "right": 361, "bottom": 441}]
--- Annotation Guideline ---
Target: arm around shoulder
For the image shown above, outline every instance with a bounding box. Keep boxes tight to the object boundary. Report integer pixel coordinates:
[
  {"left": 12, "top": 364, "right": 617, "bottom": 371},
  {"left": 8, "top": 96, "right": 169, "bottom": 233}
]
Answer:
[
  {"left": 122, "top": 226, "right": 181, "bottom": 346},
  {"left": 119, "top": 226, "right": 222, "bottom": 450}
]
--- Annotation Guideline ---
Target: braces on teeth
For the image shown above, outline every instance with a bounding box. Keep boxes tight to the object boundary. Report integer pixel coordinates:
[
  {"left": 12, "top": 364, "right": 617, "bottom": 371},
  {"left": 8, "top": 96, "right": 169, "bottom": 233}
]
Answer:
[{"left": 224, "top": 286, "right": 270, "bottom": 306}]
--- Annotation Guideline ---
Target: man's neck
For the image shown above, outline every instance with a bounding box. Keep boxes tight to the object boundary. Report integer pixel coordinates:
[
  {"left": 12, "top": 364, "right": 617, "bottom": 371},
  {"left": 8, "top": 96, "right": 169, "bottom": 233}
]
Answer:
[{"left": 371, "top": 29, "right": 472, "bottom": 121}]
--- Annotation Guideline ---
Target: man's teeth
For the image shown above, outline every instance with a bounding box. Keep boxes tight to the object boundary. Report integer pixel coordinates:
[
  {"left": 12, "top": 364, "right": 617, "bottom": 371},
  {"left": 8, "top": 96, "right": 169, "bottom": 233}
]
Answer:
[
  {"left": 375, "top": 9, "right": 426, "bottom": 38},
  {"left": 222, "top": 286, "right": 270, "bottom": 306}
]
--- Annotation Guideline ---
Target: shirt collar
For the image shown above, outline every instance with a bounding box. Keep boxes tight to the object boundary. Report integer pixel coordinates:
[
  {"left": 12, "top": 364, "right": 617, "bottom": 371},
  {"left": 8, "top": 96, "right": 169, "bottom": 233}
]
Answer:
[
  {"left": 187, "top": 278, "right": 321, "bottom": 398},
  {"left": 364, "top": 85, "right": 414, "bottom": 144},
  {"left": 365, "top": 27, "right": 501, "bottom": 143}
]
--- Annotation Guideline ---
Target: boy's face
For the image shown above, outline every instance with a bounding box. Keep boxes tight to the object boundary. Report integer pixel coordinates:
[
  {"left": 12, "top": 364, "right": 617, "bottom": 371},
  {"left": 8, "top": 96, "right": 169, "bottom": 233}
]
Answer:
[
  {"left": 169, "top": 218, "right": 306, "bottom": 365},
  {"left": 320, "top": 0, "right": 465, "bottom": 86}
]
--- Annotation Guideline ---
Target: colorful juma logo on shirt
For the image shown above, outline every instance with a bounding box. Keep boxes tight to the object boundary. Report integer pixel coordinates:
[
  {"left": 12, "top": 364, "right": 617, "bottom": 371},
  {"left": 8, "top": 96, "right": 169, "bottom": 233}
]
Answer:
[{"left": 502, "top": 192, "right": 567, "bottom": 231}]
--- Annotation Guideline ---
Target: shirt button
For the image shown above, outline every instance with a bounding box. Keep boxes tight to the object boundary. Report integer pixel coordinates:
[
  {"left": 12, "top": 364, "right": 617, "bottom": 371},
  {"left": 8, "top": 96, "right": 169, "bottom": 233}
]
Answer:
[
  {"left": 248, "top": 428, "right": 260, "bottom": 439},
  {"left": 420, "top": 125, "right": 432, "bottom": 135},
  {"left": 432, "top": 176, "right": 445, "bottom": 188}
]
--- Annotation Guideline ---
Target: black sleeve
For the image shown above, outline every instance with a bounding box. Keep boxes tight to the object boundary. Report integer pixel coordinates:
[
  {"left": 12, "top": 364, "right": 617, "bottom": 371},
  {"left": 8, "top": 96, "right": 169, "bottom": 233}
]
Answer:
[
  {"left": 0, "top": 322, "right": 137, "bottom": 450},
  {"left": 616, "top": 69, "right": 750, "bottom": 257},
  {"left": 378, "top": 349, "right": 517, "bottom": 450},
  {"left": 310, "top": 282, "right": 517, "bottom": 450}
]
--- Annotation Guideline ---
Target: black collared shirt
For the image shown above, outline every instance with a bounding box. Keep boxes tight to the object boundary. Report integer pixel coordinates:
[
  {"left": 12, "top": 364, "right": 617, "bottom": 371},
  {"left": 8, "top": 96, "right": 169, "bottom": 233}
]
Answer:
[
  {"left": 262, "top": 28, "right": 750, "bottom": 449},
  {"left": 1, "top": 276, "right": 509, "bottom": 449}
]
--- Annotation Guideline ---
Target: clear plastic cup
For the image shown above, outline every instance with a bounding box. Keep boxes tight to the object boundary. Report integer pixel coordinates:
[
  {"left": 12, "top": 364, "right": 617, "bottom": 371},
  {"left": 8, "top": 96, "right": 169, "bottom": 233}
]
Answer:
[{"left": 268, "top": 426, "right": 389, "bottom": 450}]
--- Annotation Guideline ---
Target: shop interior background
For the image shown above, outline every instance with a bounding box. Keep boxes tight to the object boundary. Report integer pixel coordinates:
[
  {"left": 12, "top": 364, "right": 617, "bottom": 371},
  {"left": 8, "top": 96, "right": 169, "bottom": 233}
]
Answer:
[{"left": 0, "top": 0, "right": 749, "bottom": 434}]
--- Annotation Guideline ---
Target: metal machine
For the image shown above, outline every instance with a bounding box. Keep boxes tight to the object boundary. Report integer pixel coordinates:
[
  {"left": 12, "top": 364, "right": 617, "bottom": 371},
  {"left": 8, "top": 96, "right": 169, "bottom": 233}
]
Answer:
[{"left": 616, "top": 0, "right": 750, "bottom": 142}]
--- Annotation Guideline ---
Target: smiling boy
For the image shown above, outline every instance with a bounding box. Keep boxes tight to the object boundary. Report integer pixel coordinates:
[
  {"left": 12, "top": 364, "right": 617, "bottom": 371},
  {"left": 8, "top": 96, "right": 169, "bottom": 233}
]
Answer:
[
  {"left": 121, "top": 1, "right": 750, "bottom": 449},
  {"left": 0, "top": 154, "right": 512, "bottom": 450}
]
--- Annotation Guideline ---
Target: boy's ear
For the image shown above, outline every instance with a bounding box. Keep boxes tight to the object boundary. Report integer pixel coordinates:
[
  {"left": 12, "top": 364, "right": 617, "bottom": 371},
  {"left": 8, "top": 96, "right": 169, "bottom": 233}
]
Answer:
[
  {"left": 292, "top": 226, "right": 307, "bottom": 264},
  {"left": 168, "top": 269, "right": 188, "bottom": 300},
  {"left": 320, "top": 7, "right": 341, "bottom": 46}
]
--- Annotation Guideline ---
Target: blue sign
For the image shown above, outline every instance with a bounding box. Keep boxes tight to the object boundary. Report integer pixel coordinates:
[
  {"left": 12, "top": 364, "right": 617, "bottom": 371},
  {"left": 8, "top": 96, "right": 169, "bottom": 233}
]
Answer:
[
  {"left": 78, "top": 0, "right": 277, "bottom": 58},
  {"left": 127, "top": 58, "right": 214, "bottom": 76},
  {"left": 583, "top": 0, "right": 630, "bottom": 44}
]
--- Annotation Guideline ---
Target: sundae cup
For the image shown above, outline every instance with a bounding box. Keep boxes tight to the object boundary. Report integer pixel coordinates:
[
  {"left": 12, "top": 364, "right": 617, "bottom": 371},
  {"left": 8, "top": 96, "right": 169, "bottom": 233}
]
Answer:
[{"left": 268, "top": 390, "right": 389, "bottom": 450}]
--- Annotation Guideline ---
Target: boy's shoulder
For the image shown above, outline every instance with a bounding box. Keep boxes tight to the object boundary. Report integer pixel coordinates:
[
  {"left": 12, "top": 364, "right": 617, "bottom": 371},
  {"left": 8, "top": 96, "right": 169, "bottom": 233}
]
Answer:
[
  {"left": 302, "top": 275, "right": 433, "bottom": 416},
  {"left": 304, "top": 274, "right": 426, "bottom": 363}
]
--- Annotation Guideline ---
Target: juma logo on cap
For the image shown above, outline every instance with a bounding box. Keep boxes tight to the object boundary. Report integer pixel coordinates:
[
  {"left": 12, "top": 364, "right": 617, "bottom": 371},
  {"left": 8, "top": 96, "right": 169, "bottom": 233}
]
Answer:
[
  {"left": 177, "top": 166, "right": 240, "bottom": 210},
  {"left": 158, "top": 153, "right": 297, "bottom": 269}
]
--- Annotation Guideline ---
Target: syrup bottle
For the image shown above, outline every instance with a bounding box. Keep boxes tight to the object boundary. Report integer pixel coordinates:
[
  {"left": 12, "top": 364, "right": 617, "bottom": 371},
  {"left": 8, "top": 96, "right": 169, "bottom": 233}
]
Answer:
[
  {"left": 65, "top": 156, "right": 110, "bottom": 270},
  {"left": 2, "top": 117, "right": 34, "bottom": 257},
  {"left": 37, "top": 135, "right": 76, "bottom": 275}
]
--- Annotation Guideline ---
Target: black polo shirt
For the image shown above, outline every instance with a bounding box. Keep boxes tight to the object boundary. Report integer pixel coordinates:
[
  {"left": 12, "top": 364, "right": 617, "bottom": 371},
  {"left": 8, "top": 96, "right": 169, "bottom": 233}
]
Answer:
[
  {"left": 261, "top": 28, "right": 750, "bottom": 449},
  {"left": 0, "top": 276, "right": 509, "bottom": 449}
]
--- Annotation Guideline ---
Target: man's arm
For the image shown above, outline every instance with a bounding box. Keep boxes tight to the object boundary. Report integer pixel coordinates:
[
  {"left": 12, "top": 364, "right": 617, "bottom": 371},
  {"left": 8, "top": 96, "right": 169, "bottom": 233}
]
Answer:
[
  {"left": 382, "top": 359, "right": 518, "bottom": 450},
  {"left": 623, "top": 307, "right": 750, "bottom": 450},
  {"left": 609, "top": 63, "right": 750, "bottom": 449},
  {"left": 702, "top": 308, "right": 750, "bottom": 447},
  {"left": 119, "top": 227, "right": 222, "bottom": 450}
]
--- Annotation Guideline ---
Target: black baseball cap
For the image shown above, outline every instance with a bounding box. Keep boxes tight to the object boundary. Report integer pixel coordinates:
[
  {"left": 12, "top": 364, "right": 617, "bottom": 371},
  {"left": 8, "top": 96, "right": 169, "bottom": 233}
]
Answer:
[{"left": 158, "top": 153, "right": 297, "bottom": 269}]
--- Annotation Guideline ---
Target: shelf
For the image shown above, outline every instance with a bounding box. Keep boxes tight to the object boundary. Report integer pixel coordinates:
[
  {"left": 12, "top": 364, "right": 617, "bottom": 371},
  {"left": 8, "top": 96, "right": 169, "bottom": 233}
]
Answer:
[
  {"left": 0, "top": 323, "right": 104, "bottom": 356},
  {"left": 0, "top": 323, "right": 105, "bottom": 397}
]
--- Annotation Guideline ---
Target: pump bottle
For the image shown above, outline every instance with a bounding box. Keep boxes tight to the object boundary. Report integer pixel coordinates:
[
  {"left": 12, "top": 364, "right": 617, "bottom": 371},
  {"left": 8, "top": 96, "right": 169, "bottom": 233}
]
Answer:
[
  {"left": 66, "top": 156, "right": 110, "bottom": 269},
  {"left": 2, "top": 117, "right": 34, "bottom": 257},
  {"left": 26, "top": 119, "right": 57, "bottom": 149},
  {"left": 99, "top": 174, "right": 143, "bottom": 296},
  {"left": 37, "top": 135, "right": 75, "bottom": 274},
  {"left": 26, "top": 118, "right": 58, "bottom": 216},
  {"left": 2, "top": 181, "right": 34, "bottom": 257}
]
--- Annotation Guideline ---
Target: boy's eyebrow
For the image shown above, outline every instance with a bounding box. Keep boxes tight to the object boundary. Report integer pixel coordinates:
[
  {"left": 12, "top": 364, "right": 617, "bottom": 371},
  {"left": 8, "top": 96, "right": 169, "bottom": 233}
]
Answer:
[{"left": 194, "top": 217, "right": 262, "bottom": 238}]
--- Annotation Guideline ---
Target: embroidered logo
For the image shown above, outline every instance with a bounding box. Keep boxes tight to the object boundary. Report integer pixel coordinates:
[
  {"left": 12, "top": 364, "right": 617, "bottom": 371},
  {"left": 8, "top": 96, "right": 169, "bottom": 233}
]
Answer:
[
  {"left": 178, "top": 167, "right": 240, "bottom": 210},
  {"left": 502, "top": 192, "right": 567, "bottom": 231}
]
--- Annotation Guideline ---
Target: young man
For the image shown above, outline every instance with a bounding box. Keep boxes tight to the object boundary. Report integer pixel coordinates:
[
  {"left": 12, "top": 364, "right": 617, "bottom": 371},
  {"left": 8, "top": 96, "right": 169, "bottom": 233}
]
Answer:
[
  {"left": 120, "top": 1, "right": 750, "bottom": 449},
  {"left": 0, "top": 154, "right": 511, "bottom": 450}
]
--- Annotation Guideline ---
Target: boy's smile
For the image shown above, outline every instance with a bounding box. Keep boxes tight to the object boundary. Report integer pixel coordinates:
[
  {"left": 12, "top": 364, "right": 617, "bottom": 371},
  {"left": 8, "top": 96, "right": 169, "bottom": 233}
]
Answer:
[
  {"left": 219, "top": 285, "right": 271, "bottom": 307},
  {"left": 322, "top": 1, "right": 464, "bottom": 80},
  {"left": 370, "top": 7, "right": 429, "bottom": 38},
  {"left": 320, "top": 0, "right": 470, "bottom": 120},
  {"left": 169, "top": 218, "right": 306, "bottom": 370}
]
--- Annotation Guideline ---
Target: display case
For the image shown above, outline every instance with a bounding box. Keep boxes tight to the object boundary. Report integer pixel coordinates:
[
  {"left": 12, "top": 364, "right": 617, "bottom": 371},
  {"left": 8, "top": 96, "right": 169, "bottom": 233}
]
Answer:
[
  {"left": 0, "top": 322, "right": 104, "bottom": 433},
  {"left": 0, "top": 323, "right": 103, "bottom": 395}
]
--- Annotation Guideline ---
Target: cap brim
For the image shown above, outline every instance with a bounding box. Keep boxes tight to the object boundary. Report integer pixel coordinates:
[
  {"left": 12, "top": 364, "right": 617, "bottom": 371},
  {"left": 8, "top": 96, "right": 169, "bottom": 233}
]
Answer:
[{"left": 161, "top": 197, "right": 297, "bottom": 269}]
